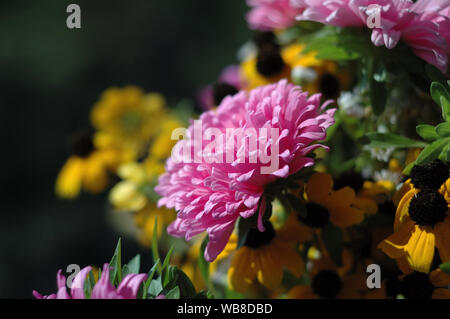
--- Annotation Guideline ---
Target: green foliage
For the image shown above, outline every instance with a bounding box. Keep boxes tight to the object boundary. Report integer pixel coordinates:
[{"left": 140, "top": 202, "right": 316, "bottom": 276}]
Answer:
[
  {"left": 109, "top": 238, "right": 122, "bottom": 285},
  {"left": 198, "top": 236, "right": 211, "bottom": 287},
  {"left": 439, "top": 262, "right": 450, "bottom": 275},
  {"left": 321, "top": 223, "right": 343, "bottom": 266},
  {"left": 364, "top": 132, "right": 426, "bottom": 149}
]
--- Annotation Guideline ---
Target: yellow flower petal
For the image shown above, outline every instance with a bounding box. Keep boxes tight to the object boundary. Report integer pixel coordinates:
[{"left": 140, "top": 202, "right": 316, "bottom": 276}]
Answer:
[
  {"left": 255, "top": 247, "right": 283, "bottom": 290},
  {"left": 55, "top": 156, "right": 84, "bottom": 199},
  {"left": 430, "top": 269, "right": 450, "bottom": 288},
  {"left": 378, "top": 220, "right": 415, "bottom": 259},
  {"left": 432, "top": 288, "right": 450, "bottom": 299},
  {"left": 287, "top": 285, "right": 318, "bottom": 299},
  {"left": 405, "top": 225, "right": 435, "bottom": 273},
  {"left": 305, "top": 172, "right": 333, "bottom": 204},
  {"left": 228, "top": 248, "right": 256, "bottom": 293},
  {"left": 435, "top": 217, "right": 450, "bottom": 263}
]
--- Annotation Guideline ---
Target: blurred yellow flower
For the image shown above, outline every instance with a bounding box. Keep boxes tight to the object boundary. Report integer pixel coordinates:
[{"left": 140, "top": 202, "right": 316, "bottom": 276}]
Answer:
[
  {"left": 91, "top": 86, "right": 167, "bottom": 158},
  {"left": 55, "top": 133, "right": 118, "bottom": 199}
]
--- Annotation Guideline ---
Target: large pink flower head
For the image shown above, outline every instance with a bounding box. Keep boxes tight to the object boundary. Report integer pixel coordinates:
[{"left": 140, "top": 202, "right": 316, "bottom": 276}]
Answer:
[
  {"left": 33, "top": 264, "right": 147, "bottom": 299},
  {"left": 156, "top": 79, "right": 336, "bottom": 262},
  {"left": 293, "top": 0, "right": 450, "bottom": 73},
  {"left": 246, "top": 0, "right": 305, "bottom": 30}
]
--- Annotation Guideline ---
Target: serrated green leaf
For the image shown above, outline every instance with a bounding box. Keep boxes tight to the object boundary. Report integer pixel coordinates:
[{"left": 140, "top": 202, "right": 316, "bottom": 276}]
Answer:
[
  {"left": 415, "top": 137, "right": 450, "bottom": 165},
  {"left": 109, "top": 238, "right": 122, "bottom": 285},
  {"left": 416, "top": 124, "right": 439, "bottom": 141},
  {"left": 198, "top": 236, "right": 210, "bottom": 287},
  {"left": 365, "top": 132, "right": 426, "bottom": 148},
  {"left": 321, "top": 223, "right": 343, "bottom": 266},
  {"left": 436, "top": 122, "right": 450, "bottom": 137},
  {"left": 439, "top": 262, "right": 450, "bottom": 274}
]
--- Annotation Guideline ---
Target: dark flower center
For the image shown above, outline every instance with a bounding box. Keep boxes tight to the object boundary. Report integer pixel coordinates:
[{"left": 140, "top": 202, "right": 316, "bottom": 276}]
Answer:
[
  {"left": 212, "top": 82, "right": 238, "bottom": 106},
  {"left": 400, "top": 272, "right": 434, "bottom": 299},
  {"left": 408, "top": 191, "right": 448, "bottom": 226},
  {"left": 319, "top": 73, "right": 340, "bottom": 99},
  {"left": 71, "top": 132, "right": 95, "bottom": 158},
  {"left": 312, "top": 270, "right": 342, "bottom": 299},
  {"left": 244, "top": 221, "right": 275, "bottom": 249},
  {"left": 256, "top": 45, "right": 285, "bottom": 77},
  {"left": 333, "top": 171, "right": 364, "bottom": 193},
  {"left": 410, "top": 160, "right": 449, "bottom": 191},
  {"left": 253, "top": 31, "right": 279, "bottom": 49},
  {"left": 298, "top": 203, "right": 330, "bottom": 228}
]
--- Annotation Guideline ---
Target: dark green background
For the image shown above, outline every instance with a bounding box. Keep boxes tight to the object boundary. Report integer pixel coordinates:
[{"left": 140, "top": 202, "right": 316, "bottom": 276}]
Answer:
[{"left": 0, "top": 0, "right": 250, "bottom": 298}]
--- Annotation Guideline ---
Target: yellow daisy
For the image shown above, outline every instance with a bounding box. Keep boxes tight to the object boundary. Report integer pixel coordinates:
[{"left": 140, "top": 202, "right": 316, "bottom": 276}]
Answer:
[
  {"left": 227, "top": 221, "right": 305, "bottom": 293},
  {"left": 378, "top": 161, "right": 450, "bottom": 273},
  {"left": 55, "top": 132, "right": 118, "bottom": 199}
]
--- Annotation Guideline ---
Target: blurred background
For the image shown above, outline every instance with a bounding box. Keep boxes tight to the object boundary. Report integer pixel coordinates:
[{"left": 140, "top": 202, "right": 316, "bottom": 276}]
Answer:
[{"left": 0, "top": 0, "right": 250, "bottom": 298}]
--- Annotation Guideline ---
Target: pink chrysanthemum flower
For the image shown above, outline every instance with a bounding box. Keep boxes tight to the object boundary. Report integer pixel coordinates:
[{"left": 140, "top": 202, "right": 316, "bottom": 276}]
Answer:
[
  {"left": 246, "top": 0, "right": 304, "bottom": 30},
  {"left": 33, "top": 264, "right": 147, "bottom": 299},
  {"left": 293, "top": 0, "right": 450, "bottom": 73},
  {"left": 156, "top": 79, "right": 336, "bottom": 262}
]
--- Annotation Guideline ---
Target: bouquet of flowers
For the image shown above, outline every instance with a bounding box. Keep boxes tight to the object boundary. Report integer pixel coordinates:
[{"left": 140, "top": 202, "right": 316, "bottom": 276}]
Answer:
[{"left": 39, "top": 0, "right": 450, "bottom": 300}]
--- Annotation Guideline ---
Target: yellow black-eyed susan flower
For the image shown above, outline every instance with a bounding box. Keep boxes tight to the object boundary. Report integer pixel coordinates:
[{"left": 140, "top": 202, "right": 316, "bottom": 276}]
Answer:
[
  {"left": 287, "top": 249, "right": 385, "bottom": 299},
  {"left": 397, "top": 269, "right": 450, "bottom": 299},
  {"left": 55, "top": 131, "right": 118, "bottom": 199},
  {"left": 280, "top": 172, "right": 365, "bottom": 244},
  {"left": 378, "top": 160, "right": 450, "bottom": 273},
  {"left": 227, "top": 220, "right": 304, "bottom": 293}
]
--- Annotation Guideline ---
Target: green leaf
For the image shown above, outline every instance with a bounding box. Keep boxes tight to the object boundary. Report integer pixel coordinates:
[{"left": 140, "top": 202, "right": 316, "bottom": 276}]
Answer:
[
  {"left": 373, "top": 60, "right": 387, "bottom": 82},
  {"left": 440, "top": 95, "right": 450, "bottom": 122},
  {"left": 415, "top": 137, "right": 450, "bottom": 165},
  {"left": 165, "top": 286, "right": 180, "bottom": 299},
  {"left": 436, "top": 122, "right": 450, "bottom": 137},
  {"left": 439, "top": 262, "right": 450, "bottom": 275},
  {"left": 83, "top": 270, "right": 96, "bottom": 299},
  {"left": 369, "top": 74, "right": 387, "bottom": 115},
  {"left": 109, "top": 238, "right": 122, "bottom": 285},
  {"left": 148, "top": 278, "right": 163, "bottom": 297},
  {"left": 172, "top": 267, "right": 197, "bottom": 299},
  {"left": 402, "top": 161, "right": 415, "bottom": 175},
  {"left": 198, "top": 236, "right": 210, "bottom": 287},
  {"left": 152, "top": 216, "right": 162, "bottom": 274},
  {"left": 302, "top": 28, "right": 372, "bottom": 61},
  {"left": 416, "top": 124, "right": 439, "bottom": 141},
  {"left": 161, "top": 246, "right": 175, "bottom": 287},
  {"left": 321, "top": 223, "right": 343, "bottom": 266},
  {"left": 430, "top": 82, "right": 450, "bottom": 109},
  {"left": 365, "top": 132, "right": 427, "bottom": 149},
  {"left": 123, "top": 254, "right": 141, "bottom": 276},
  {"left": 142, "top": 259, "right": 160, "bottom": 299}
]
